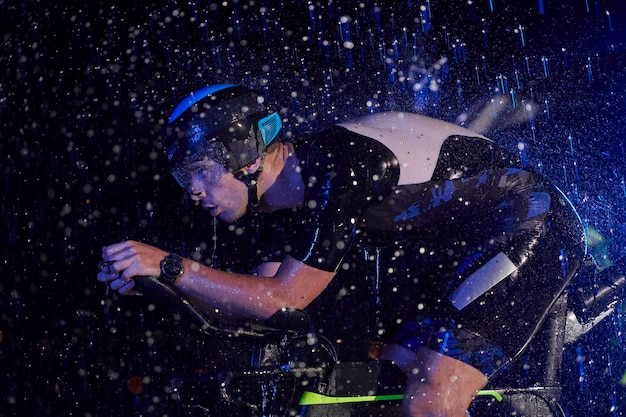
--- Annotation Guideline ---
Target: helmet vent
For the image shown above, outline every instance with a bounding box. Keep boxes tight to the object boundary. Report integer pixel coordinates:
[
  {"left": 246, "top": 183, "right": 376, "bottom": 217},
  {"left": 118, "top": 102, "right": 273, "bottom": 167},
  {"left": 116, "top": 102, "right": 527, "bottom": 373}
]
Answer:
[{"left": 258, "top": 112, "right": 282, "bottom": 146}]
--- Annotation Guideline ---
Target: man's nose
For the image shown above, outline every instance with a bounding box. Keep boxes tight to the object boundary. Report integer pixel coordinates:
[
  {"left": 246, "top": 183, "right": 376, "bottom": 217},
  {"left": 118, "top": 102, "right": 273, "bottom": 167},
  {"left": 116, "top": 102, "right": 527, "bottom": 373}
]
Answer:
[{"left": 190, "top": 191, "right": 206, "bottom": 201}]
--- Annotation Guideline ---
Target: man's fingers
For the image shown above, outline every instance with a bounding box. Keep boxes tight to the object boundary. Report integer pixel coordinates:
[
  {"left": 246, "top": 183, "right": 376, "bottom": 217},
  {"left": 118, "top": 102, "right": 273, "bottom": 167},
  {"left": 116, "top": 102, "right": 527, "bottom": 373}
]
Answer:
[
  {"left": 109, "top": 276, "right": 135, "bottom": 290},
  {"left": 102, "top": 240, "right": 139, "bottom": 258},
  {"left": 96, "top": 271, "right": 118, "bottom": 282},
  {"left": 118, "top": 279, "right": 136, "bottom": 295}
]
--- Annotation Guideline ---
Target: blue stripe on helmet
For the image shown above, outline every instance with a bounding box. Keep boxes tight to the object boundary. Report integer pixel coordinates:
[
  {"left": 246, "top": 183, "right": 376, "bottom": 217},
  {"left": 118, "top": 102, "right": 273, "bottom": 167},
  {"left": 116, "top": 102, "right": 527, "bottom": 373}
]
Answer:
[{"left": 168, "top": 83, "right": 238, "bottom": 123}]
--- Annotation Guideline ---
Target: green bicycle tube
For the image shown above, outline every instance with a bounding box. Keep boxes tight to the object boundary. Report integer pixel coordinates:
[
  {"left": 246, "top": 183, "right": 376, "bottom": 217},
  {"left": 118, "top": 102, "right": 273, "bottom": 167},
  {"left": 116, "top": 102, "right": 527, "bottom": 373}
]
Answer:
[{"left": 298, "top": 389, "right": 503, "bottom": 406}]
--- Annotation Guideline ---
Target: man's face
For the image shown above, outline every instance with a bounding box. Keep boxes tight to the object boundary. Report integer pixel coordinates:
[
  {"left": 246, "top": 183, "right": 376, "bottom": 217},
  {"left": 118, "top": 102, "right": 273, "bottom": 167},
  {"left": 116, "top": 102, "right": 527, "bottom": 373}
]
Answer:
[{"left": 173, "top": 158, "right": 249, "bottom": 223}]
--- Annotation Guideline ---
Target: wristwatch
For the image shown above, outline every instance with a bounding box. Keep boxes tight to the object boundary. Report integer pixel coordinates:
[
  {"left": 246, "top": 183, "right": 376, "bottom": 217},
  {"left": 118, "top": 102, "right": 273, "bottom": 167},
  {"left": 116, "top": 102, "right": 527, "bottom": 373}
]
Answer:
[{"left": 160, "top": 253, "right": 185, "bottom": 284}]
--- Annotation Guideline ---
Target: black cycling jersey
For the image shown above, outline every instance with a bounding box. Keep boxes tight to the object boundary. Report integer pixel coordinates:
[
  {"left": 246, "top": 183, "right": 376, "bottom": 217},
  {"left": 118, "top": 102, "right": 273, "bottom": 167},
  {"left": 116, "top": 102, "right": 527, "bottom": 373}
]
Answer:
[{"left": 257, "top": 124, "right": 585, "bottom": 373}]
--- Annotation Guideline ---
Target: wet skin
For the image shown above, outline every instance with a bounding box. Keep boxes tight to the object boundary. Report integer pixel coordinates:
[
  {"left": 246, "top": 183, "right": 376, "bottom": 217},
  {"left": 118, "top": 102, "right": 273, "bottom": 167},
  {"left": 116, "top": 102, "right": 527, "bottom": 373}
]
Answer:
[
  {"left": 183, "top": 159, "right": 251, "bottom": 223},
  {"left": 96, "top": 133, "right": 489, "bottom": 417}
]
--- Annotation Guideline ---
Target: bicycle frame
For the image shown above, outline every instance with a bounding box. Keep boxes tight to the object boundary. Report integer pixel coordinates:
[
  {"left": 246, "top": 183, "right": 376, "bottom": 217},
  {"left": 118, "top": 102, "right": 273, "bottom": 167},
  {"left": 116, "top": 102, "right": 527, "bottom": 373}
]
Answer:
[{"left": 132, "top": 258, "right": 626, "bottom": 417}]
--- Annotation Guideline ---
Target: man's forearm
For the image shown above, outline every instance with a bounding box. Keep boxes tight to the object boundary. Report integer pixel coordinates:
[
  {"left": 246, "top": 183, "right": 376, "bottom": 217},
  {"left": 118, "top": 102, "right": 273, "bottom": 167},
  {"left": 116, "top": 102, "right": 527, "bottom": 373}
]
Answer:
[
  {"left": 175, "top": 258, "right": 284, "bottom": 320},
  {"left": 174, "top": 256, "right": 335, "bottom": 321}
]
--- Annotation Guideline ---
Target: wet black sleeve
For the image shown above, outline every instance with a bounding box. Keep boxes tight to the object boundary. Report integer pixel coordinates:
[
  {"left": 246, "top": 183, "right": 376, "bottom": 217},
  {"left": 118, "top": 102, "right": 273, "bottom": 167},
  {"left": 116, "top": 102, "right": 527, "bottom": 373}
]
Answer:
[{"left": 290, "top": 126, "right": 400, "bottom": 272}]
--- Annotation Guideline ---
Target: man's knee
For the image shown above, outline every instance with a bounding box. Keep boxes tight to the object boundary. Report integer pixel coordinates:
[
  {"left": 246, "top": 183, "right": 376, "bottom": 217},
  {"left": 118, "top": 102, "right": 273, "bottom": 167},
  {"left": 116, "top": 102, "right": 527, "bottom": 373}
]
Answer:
[
  {"left": 384, "top": 346, "right": 487, "bottom": 417},
  {"left": 403, "top": 384, "right": 467, "bottom": 417}
]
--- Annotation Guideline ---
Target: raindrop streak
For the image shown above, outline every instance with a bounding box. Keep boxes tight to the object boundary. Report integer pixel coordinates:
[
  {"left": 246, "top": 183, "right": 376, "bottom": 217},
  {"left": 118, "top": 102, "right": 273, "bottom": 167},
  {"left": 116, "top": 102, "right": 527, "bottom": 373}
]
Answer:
[
  {"left": 518, "top": 24, "right": 526, "bottom": 46},
  {"left": 607, "top": 10, "right": 614, "bottom": 32},
  {"left": 541, "top": 56, "right": 549, "bottom": 77}
]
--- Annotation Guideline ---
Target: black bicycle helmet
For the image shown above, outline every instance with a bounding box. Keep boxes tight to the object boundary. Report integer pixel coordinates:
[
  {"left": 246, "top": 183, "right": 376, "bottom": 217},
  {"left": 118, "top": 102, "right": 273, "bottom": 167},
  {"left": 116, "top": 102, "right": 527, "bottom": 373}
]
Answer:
[{"left": 166, "top": 84, "right": 282, "bottom": 181}]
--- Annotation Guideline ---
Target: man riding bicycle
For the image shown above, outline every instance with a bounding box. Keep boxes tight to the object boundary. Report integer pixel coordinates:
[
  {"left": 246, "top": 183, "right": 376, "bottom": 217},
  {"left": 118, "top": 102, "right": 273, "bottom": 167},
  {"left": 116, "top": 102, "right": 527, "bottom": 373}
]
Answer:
[{"left": 97, "top": 84, "right": 586, "bottom": 416}]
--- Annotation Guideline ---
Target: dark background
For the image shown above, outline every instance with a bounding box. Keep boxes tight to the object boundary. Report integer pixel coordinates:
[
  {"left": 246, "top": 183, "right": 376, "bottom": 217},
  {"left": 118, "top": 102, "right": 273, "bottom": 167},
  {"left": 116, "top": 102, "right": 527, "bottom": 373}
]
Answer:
[{"left": 2, "top": 0, "right": 626, "bottom": 415}]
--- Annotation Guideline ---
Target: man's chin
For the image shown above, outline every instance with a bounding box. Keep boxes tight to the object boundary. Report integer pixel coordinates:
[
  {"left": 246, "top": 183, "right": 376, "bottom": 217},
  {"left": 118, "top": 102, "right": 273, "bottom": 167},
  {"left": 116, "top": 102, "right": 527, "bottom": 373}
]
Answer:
[{"left": 217, "top": 210, "right": 246, "bottom": 223}]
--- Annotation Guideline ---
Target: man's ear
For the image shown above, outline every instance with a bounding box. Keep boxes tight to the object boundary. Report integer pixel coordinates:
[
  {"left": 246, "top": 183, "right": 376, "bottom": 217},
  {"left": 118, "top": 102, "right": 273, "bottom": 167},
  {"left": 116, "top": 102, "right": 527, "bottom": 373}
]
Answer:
[{"left": 244, "top": 157, "right": 261, "bottom": 174}]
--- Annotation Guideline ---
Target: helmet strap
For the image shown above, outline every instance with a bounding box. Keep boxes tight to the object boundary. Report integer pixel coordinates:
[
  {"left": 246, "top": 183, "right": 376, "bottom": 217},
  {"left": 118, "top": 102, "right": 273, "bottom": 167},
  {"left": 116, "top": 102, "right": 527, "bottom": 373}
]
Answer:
[{"left": 234, "top": 169, "right": 261, "bottom": 217}]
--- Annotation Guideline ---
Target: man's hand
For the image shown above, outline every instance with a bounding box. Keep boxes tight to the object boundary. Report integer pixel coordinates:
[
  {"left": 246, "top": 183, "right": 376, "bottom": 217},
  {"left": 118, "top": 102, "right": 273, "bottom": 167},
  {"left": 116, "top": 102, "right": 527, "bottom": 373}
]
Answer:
[{"left": 97, "top": 240, "right": 168, "bottom": 295}]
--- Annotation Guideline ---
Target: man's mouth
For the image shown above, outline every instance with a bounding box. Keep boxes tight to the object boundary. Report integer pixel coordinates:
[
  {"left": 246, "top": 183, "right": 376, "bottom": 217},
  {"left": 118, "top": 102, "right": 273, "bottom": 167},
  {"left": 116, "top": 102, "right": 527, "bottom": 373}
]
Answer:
[{"left": 202, "top": 203, "right": 217, "bottom": 214}]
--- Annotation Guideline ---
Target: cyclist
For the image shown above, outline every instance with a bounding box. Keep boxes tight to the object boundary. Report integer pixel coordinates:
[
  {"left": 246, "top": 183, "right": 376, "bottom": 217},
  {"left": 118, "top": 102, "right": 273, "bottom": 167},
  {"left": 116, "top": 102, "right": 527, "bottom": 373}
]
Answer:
[{"left": 97, "top": 84, "right": 586, "bottom": 416}]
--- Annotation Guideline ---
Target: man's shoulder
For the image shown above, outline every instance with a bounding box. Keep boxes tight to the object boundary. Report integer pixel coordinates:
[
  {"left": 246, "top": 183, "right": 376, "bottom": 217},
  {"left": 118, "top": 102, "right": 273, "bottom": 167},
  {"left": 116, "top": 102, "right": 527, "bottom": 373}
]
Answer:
[{"left": 293, "top": 124, "right": 382, "bottom": 159}]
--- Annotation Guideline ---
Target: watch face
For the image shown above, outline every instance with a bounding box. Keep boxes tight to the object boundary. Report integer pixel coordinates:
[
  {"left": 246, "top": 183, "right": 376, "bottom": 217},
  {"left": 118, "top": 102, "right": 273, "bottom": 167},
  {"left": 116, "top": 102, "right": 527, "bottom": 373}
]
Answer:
[{"left": 161, "top": 254, "right": 184, "bottom": 281}]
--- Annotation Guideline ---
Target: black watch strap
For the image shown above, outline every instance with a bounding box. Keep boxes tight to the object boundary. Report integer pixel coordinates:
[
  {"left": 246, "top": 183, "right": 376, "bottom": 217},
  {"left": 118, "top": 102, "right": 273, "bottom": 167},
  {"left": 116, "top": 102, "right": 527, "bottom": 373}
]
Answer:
[{"left": 160, "top": 253, "right": 184, "bottom": 284}]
